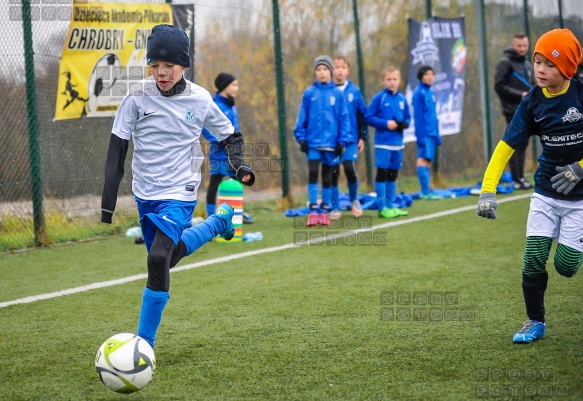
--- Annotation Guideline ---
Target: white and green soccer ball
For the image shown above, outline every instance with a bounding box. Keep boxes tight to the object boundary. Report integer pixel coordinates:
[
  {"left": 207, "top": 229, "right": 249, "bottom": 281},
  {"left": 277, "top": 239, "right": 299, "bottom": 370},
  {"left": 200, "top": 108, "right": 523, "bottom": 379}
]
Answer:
[{"left": 95, "top": 333, "right": 155, "bottom": 393}]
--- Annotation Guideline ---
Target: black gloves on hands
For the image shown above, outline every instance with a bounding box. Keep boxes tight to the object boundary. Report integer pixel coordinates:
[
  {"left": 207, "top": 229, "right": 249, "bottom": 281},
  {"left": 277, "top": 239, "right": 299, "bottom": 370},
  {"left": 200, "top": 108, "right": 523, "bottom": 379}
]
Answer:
[
  {"left": 298, "top": 141, "right": 344, "bottom": 156},
  {"left": 395, "top": 121, "right": 408, "bottom": 133},
  {"left": 220, "top": 131, "right": 256, "bottom": 186}
]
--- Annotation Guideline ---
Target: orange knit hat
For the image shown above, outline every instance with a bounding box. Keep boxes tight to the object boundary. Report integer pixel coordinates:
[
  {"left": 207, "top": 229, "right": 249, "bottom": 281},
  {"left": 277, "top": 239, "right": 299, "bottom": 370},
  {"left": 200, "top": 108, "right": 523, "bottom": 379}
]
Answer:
[{"left": 533, "top": 28, "right": 582, "bottom": 79}]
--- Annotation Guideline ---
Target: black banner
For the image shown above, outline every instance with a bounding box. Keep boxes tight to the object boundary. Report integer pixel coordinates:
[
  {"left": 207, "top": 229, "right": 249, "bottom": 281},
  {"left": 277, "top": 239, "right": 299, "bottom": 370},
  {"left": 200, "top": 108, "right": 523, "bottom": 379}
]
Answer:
[
  {"left": 172, "top": 4, "right": 195, "bottom": 82},
  {"left": 405, "top": 17, "right": 467, "bottom": 142}
]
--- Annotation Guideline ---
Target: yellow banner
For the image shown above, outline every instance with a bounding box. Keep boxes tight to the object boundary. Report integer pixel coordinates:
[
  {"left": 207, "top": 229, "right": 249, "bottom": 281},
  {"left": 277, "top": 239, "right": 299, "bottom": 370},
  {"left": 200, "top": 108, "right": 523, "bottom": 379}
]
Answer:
[{"left": 55, "top": 2, "right": 172, "bottom": 120}]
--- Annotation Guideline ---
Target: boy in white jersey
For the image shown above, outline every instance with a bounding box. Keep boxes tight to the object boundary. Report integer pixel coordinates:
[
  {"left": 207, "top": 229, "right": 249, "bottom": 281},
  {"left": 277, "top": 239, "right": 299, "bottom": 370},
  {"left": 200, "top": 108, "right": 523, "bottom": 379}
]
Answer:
[
  {"left": 477, "top": 29, "right": 583, "bottom": 344},
  {"left": 101, "top": 24, "right": 255, "bottom": 348}
]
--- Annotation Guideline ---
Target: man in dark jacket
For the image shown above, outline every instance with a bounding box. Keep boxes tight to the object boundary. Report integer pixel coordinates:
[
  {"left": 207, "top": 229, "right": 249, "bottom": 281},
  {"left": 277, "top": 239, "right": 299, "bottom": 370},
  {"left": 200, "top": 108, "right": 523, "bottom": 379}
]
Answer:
[{"left": 494, "top": 34, "right": 535, "bottom": 190}]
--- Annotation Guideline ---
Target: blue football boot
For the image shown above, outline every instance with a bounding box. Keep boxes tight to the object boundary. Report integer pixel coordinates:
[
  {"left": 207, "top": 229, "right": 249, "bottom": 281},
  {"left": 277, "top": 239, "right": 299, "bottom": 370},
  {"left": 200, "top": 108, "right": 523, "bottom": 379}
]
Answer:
[
  {"left": 215, "top": 202, "right": 235, "bottom": 241},
  {"left": 512, "top": 320, "right": 545, "bottom": 343}
]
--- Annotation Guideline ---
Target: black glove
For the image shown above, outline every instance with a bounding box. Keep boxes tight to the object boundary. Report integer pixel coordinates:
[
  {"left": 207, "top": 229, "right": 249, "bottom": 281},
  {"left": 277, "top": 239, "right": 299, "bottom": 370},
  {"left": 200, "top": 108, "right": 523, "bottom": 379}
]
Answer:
[
  {"left": 220, "top": 131, "right": 256, "bottom": 186},
  {"left": 335, "top": 143, "right": 345, "bottom": 156},
  {"left": 300, "top": 141, "right": 308, "bottom": 153},
  {"left": 395, "top": 121, "right": 408, "bottom": 133}
]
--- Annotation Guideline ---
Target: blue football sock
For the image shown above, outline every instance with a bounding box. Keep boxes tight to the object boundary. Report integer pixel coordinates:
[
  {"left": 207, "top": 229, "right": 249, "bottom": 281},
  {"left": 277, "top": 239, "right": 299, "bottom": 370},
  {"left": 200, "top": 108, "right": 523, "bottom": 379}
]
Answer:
[
  {"left": 321, "top": 187, "right": 331, "bottom": 209},
  {"left": 331, "top": 186, "right": 339, "bottom": 210},
  {"left": 348, "top": 181, "right": 358, "bottom": 202},
  {"left": 417, "top": 166, "right": 431, "bottom": 195},
  {"left": 181, "top": 215, "right": 226, "bottom": 255},
  {"left": 205, "top": 203, "right": 215, "bottom": 217},
  {"left": 375, "top": 181, "right": 386, "bottom": 210},
  {"left": 386, "top": 181, "right": 396, "bottom": 209},
  {"left": 137, "top": 287, "right": 170, "bottom": 348},
  {"left": 308, "top": 183, "right": 318, "bottom": 206}
]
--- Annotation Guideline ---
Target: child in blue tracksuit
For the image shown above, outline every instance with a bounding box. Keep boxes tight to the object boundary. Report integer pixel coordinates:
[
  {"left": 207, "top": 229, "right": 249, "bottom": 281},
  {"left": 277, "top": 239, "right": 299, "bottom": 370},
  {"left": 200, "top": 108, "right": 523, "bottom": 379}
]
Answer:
[
  {"left": 294, "top": 55, "right": 351, "bottom": 226},
  {"left": 330, "top": 56, "right": 368, "bottom": 218},
  {"left": 365, "top": 66, "right": 411, "bottom": 218},
  {"left": 412, "top": 65, "right": 443, "bottom": 200},
  {"left": 202, "top": 73, "right": 239, "bottom": 217}
]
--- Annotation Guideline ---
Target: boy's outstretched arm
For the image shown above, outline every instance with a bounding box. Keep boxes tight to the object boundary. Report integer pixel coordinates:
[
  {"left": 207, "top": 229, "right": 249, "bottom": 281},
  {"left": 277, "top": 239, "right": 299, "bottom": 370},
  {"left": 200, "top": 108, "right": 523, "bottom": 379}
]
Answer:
[
  {"left": 221, "top": 131, "right": 256, "bottom": 186},
  {"left": 476, "top": 141, "right": 515, "bottom": 219},
  {"left": 101, "top": 134, "right": 129, "bottom": 224}
]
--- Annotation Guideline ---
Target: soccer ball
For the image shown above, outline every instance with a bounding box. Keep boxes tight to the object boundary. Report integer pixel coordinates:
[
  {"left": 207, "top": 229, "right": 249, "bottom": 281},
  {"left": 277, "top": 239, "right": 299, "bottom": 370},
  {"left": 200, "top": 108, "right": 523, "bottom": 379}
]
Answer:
[
  {"left": 95, "top": 333, "right": 156, "bottom": 393},
  {"left": 86, "top": 53, "right": 123, "bottom": 114}
]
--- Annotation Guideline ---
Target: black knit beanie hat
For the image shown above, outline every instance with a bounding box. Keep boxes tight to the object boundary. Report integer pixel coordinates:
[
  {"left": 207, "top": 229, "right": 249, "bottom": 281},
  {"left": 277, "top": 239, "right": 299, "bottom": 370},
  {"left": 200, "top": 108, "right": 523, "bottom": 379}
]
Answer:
[
  {"left": 215, "top": 72, "right": 237, "bottom": 93},
  {"left": 147, "top": 24, "right": 190, "bottom": 67},
  {"left": 417, "top": 65, "right": 434, "bottom": 81}
]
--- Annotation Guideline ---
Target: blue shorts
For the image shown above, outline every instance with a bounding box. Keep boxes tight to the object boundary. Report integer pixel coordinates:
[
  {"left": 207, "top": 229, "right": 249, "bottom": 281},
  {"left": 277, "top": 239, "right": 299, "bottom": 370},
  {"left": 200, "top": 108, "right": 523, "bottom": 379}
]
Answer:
[
  {"left": 417, "top": 136, "right": 439, "bottom": 161},
  {"left": 341, "top": 142, "right": 359, "bottom": 162},
  {"left": 307, "top": 148, "right": 340, "bottom": 166},
  {"left": 135, "top": 197, "right": 197, "bottom": 252},
  {"left": 375, "top": 148, "right": 403, "bottom": 170},
  {"left": 208, "top": 159, "right": 235, "bottom": 177}
]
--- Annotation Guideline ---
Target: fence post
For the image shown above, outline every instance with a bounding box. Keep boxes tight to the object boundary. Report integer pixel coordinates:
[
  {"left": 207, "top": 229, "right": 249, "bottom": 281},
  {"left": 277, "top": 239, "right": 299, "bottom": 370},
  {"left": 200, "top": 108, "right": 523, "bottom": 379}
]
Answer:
[
  {"left": 476, "top": 0, "right": 493, "bottom": 162},
  {"left": 21, "top": 0, "right": 47, "bottom": 246},
  {"left": 522, "top": 0, "right": 538, "bottom": 164},
  {"left": 351, "top": 0, "right": 373, "bottom": 190},
  {"left": 271, "top": 0, "right": 292, "bottom": 207}
]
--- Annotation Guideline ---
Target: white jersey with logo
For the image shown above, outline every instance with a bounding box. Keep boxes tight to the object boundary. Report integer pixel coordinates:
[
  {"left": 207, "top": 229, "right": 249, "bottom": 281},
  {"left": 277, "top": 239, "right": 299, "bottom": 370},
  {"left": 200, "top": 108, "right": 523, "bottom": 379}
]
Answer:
[{"left": 112, "top": 78, "right": 234, "bottom": 201}]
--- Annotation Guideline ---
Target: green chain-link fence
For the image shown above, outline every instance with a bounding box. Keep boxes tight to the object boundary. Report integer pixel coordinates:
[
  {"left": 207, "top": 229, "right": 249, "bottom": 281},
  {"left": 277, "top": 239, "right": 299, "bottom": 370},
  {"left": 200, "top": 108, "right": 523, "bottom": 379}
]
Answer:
[{"left": 1, "top": 0, "right": 581, "bottom": 252}]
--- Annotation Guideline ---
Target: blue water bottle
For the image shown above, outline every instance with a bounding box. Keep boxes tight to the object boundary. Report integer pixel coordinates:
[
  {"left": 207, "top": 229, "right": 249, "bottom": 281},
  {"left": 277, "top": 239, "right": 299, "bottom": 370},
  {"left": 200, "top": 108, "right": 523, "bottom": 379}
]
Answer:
[{"left": 243, "top": 232, "right": 263, "bottom": 242}]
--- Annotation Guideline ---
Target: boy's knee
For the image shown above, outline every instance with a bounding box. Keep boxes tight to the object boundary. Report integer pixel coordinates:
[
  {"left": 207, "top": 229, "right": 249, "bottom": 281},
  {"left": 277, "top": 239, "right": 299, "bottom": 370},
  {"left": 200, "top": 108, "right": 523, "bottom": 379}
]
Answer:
[
  {"left": 387, "top": 169, "right": 398, "bottom": 182},
  {"left": 554, "top": 244, "right": 582, "bottom": 278},
  {"left": 523, "top": 246, "right": 548, "bottom": 269},
  {"left": 522, "top": 236, "right": 552, "bottom": 276},
  {"left": 147, "top": 248, "right": 169, "bottom": 271},
  {"left": 554, "top": 258, "right": 580, "bottom": 277},
  {"left": 555, "top": 267, "right": 577, "bottom": 278}
]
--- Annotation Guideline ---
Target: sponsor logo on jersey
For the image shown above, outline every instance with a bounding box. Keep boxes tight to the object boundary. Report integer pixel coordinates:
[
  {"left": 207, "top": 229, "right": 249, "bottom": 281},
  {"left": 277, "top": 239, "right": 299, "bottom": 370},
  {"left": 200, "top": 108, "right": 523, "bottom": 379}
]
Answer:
[
  {"left": 347, "top": 93, "right": 354, "bottom": 102},
  {"left": 185, "top": 108, "right": 195, "bottom": 125},
  {"left": 330, "top": 96, "right": 336, "bottom": 106},
  {"left": 143, "top": 111, "right": 157, "bottom": 117},
  {"left": 562, "top": 107, "right": 583, "bottom": 123},
  {"left": 400, "top": 101, "right": 404, "bottom": 110},
  {"left": 541, "top": 132, "right": 583, "bottom": 143}
]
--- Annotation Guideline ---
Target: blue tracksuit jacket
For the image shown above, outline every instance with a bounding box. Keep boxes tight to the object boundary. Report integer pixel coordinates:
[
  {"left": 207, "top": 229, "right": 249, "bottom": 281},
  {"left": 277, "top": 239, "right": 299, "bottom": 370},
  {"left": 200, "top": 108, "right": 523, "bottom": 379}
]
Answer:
[
  {"left": 341, "top": 81, "right": 368, "bottom": 144},
  {"left": 365, "top": 88, "right": 411, "bottom": 147},
  {"left": 412, "top": 82, "right": 439, "bottom": 139},
  {"left": 294, "top": 81, "right": 351, "bottom": 149}
]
